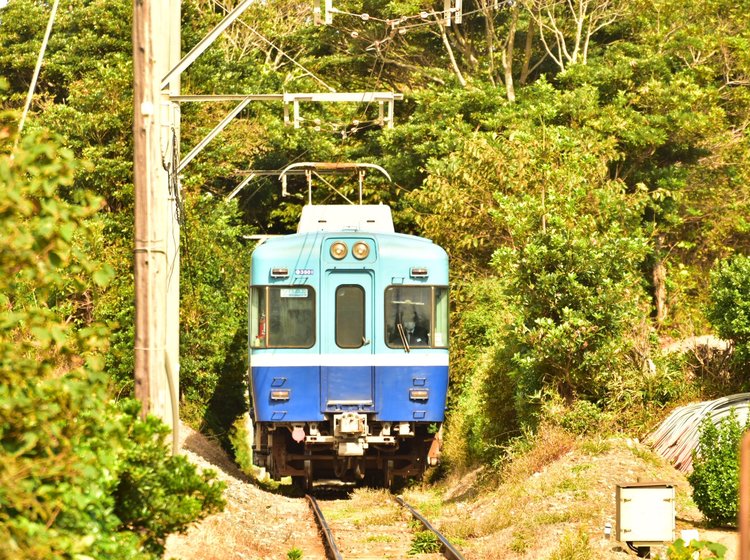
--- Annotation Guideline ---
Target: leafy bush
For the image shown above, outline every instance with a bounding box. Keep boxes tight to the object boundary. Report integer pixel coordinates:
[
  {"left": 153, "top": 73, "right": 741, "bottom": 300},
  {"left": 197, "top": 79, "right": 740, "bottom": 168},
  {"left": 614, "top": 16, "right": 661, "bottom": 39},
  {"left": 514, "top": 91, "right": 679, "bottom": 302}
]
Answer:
[
  {"left": 553, "top": 398, "right": 607, "bottom": 436},
  {"left": 440, "top": 278, "right": 519, "bottom": 466},
  {"left": 687, "top": 410, "right": 747, "bottom": 526},
  {"left": 491, "top": 149, "right": 649, "bottom": 423},
  {"left": 113, "top": 402, "right": 225, "bottom": 556},
  {"left": 178, "top": 193, "right": 250, "bottom": 443},
  {"left": 408, "top": 530, "right": 441, "bottom": 555},
  {"left": 708, "top": 254, "right": 750, "bottom": 365},
  {"left": 0, "top": 121, "right": 224, "bottom": 559},
  {"left": 229, "top": 414, "right": 254, "bottom": 476},
  {"left": 657, "top": 538, "right": 727, "bottom": 559}
]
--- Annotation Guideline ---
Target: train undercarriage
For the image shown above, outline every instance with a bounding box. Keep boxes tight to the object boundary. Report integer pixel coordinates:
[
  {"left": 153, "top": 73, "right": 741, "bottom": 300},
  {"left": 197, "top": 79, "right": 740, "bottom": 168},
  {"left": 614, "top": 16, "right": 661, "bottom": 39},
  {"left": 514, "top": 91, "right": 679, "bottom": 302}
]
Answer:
[{"left": 252, "top": 414, "right": 442, "bottom": 490}]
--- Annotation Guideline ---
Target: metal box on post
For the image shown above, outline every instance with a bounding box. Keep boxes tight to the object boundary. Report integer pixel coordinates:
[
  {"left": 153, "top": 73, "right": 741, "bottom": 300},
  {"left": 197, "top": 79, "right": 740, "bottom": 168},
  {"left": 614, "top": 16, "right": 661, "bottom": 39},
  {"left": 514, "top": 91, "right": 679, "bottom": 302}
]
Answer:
[{"left": 616, "top": 482, "right": 675, "bottom": 546}]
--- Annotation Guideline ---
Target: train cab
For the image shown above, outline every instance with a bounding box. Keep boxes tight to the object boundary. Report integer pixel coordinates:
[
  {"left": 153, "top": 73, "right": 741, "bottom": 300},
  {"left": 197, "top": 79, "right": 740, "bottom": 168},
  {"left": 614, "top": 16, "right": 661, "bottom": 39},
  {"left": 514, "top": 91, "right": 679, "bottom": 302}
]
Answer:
[{"left": 248, "top": 203, "right": 449, "bottom": 488}]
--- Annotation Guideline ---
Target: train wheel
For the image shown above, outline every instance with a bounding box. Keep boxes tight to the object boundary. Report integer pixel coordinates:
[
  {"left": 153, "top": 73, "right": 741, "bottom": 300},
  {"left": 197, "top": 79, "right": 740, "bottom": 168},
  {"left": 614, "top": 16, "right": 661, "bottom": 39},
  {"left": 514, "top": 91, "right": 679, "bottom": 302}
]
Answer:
[
  {"left": 292, "top": 460, "right": 314, "bottom": 493},
  {"left": 384, "top": 459, "right": 394, "bottom": 490},
  {"left": 304, "top": 459, "right": 313, "bottom": 491}
]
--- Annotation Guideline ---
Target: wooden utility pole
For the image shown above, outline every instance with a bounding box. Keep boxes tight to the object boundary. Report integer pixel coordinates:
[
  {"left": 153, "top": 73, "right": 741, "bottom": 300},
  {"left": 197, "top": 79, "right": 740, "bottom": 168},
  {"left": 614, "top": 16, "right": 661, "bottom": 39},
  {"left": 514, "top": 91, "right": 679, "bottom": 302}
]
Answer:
[
  {"left": 131, "top": 0, "right": 403, "bottom": 452},
  {"left": 133, "top": 0, "right": 180, "bottom": 450}
]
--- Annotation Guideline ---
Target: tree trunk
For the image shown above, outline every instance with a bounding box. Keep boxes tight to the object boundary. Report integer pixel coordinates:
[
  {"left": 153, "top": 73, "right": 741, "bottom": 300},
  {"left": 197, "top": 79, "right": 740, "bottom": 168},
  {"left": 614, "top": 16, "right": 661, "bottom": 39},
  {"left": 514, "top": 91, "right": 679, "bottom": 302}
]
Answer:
[
  {"left": 441, "top": 27, "right": 467, "bottom": 87},
  {"left": 502, "top": 6, "right": 518, "bottom": 102},
  {"left": 520, "top": 18, "right": 534, "bottom": 84},
  {"left": 653, "top": 236, "right": 668, "bottom": 325}
]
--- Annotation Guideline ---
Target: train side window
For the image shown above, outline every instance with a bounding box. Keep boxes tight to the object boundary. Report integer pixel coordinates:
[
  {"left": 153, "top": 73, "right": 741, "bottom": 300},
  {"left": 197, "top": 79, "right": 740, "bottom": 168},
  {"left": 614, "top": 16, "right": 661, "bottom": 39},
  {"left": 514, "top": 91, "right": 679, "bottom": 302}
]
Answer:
[
  {"left": 433, "top": 287, "right": 449, "bottom": 348},
  {"left": 262, "top": 286, "right": 316, "bottom": 348},
  {"left": 385, "top": 286, "right": 433, "bottom": 348},
  {"left": 249, "top": 287, "right": 267, "bottom": 347},
  {"left": 336, "top": 285, "right": 365, "bottom": 348}
]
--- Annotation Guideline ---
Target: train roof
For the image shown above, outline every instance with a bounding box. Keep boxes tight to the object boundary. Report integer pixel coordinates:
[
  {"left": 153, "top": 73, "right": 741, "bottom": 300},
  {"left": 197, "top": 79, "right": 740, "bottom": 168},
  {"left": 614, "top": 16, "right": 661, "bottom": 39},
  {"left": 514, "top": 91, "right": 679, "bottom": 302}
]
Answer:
[
  {"left": 297, "top": 205, "right": 395, "bottom": 233},
  {"left": 252, "top": 204, "right": 447, "bottom": 281}
]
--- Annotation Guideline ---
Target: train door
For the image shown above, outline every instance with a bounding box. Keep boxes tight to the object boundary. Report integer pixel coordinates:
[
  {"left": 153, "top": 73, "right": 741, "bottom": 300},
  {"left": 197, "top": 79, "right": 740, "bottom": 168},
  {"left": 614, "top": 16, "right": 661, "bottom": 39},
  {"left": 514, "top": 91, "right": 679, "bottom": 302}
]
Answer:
[{"left": 322, "top": 271, "right": 375, "bottom": 409}]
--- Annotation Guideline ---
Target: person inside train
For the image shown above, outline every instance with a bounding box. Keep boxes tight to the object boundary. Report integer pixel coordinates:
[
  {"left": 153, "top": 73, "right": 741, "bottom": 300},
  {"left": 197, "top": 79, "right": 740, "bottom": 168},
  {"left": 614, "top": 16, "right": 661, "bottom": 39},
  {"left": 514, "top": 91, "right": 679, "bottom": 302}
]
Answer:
[{"left": 404, "top": 312, "right": 429, "bottom": 346}]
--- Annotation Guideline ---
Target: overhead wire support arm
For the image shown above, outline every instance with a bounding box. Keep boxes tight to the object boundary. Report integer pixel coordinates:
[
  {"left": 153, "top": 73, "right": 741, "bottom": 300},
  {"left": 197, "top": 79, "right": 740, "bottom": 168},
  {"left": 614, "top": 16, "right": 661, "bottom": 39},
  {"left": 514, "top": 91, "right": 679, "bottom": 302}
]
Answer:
[
  {"left": 282, "top": 92, "right": 404, "bottom": 129},
  {"left": 315, "top": 1, "right": 463, "bottom": 27},
  {"left": 170, "top": 94, "right": 284, "bottom": 102},
  {"left": 161, "top": 0, "right": 257, "bottom": 90},
  {"left": 177, "top": 97, "right": 254, "bottom": 173},
  {"left": 226, "top": 173, "right": 256, "bottom": 201},
  {"left": 176, "top": 92, "right": 402, "bottom": 174}
]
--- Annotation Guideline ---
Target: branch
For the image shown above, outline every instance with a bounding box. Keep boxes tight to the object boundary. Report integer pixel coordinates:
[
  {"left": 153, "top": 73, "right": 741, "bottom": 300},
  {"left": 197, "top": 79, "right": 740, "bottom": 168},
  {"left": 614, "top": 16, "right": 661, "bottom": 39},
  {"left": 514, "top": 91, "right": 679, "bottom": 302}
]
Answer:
[{"left": 440, "top": 25, "right": 468, "bottom": 87}]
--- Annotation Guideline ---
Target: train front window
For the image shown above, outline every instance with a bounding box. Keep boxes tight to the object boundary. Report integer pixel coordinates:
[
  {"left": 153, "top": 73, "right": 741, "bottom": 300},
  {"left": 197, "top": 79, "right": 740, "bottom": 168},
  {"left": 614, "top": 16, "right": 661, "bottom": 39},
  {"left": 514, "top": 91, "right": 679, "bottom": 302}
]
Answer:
[
  {"left": 336, "top": 285, "right": 365, "bottom": 348},
  {"left": 385, "top": 286, "right": 448, "bottom": 349},
  {"left": 251, "top": 286, "right": 315, "bottom": 348}
]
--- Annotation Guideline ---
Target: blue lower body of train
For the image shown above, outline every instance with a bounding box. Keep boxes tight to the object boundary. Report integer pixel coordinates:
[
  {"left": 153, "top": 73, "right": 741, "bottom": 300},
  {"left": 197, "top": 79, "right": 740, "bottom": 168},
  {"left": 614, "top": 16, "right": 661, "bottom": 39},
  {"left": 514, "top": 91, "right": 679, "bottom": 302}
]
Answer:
[{"left": 249, "top": 353, "right": 448, "bottom": 488}]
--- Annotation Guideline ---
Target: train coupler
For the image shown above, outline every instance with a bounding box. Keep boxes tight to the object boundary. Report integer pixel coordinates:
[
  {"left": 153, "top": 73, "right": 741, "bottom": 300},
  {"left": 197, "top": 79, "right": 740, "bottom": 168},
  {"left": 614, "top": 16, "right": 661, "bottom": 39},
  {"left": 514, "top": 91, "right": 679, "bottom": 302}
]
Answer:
[{"left": 334, "top": 412, "right": 367, "bottom": 435}]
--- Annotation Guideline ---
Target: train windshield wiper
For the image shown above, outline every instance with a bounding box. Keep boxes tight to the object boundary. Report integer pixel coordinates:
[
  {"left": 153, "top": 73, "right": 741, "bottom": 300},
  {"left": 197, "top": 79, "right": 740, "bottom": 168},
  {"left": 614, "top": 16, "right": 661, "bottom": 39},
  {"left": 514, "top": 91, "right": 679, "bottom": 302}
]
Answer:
[{"left": 396, "top": 323, "right": 410, "bottom": 353}]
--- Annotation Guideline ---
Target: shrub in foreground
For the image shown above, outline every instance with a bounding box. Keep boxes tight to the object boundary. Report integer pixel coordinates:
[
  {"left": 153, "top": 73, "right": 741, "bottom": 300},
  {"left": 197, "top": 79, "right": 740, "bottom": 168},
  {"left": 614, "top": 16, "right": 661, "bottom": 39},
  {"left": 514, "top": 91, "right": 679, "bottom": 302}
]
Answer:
[
  {"left": 0, "top": 121, "right": 224, "bottom": 559},
  {"left": 688, "top": 410, "right": 747, "bottom": 526}
]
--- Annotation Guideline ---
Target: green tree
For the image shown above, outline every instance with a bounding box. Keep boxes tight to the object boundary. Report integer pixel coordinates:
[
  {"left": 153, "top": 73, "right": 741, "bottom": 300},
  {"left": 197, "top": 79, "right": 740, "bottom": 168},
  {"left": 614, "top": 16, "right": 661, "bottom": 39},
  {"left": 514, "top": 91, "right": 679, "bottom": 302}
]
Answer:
[
  {"left": 0, "top": 0, "right": 264, "bottom": 442},
  {"left": 707, "top": 254, "right": 750, "bottom": 365},
  {"left": 0, "top": 108, "right": 224, "bottom": 559},
  {"left": 490, "top": 128, "right": 649, "bottom": 420}
]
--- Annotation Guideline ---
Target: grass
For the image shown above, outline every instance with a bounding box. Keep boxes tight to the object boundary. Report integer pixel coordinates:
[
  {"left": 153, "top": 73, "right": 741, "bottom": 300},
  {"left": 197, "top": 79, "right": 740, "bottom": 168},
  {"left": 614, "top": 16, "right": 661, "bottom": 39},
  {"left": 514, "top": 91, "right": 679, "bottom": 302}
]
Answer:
[
  {"left": 424, "top": 428, "right": 676, "bottom": 558},
  {"left": 286, "top": 547, "right": 304, "bottom": 560},
  {"left": 629, "top": 443, "right": 666, "bottom": 469},
  {"left": 365, "top": 534, "right": 397, "bottom": 543},
  {"left": 326, "top": 488, "right": 403, "bottom": 527},
  {"left": 535, "top": 510, "right": 575, "bottom": 525},
  {"left": 403, "top": 487, "right": 444, "bottom": 518},
  {"left": 579, "top": 437, "right": 612, "bottom": 455},
  {"left": 509, "top": 527, "right": 532, "bottom": 553},
  {"left": 546, "top": 527, "right": 594, "bottom": 560},
  {"left": 501, "top": 425, "right": 576, "bottom": 483},
  {"left": 408, "top": 531, "right": 441, "bottom": 555}
]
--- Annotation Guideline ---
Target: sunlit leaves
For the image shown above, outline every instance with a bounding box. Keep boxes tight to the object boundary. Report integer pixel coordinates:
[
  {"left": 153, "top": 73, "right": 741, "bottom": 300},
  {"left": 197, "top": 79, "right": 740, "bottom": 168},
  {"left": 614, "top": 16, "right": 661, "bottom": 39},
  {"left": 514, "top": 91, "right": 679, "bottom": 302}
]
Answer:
[
  {"left": 708, "top": 255, "right": 750, "bottom": 364},
  {"left": 0, "top": 119, "right": 224, "bottom": 560}
]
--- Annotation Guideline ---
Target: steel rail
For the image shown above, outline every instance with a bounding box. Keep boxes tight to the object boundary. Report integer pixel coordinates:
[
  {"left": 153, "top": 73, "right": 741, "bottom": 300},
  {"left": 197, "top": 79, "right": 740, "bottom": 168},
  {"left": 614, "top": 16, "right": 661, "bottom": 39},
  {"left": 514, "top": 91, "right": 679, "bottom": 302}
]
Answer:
[
  {"left": 395, "top": 496, "right": 466, "bottom": 560},
  {"left": 306, "top": 494, "right": 344, "bottom": 560}
]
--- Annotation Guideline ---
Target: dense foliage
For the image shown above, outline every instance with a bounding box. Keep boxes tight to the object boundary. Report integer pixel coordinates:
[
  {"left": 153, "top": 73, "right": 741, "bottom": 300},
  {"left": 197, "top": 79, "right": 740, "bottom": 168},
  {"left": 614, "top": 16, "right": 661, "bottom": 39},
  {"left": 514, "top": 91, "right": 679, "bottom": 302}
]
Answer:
[
  {"left": 0, "top": 112, "right": 224, "bottom": 559},
  {"left": 1, "top": 0, "right": 749, "bottom": 471},
  {"left": 688, "top": 411, "right": 747, "bottom": 527},
  {"left": 708, "top": 255, "right": 750, "bottom": 366},
  {"left": 659, "top": 538, "right": 727, "bottom": 560}
]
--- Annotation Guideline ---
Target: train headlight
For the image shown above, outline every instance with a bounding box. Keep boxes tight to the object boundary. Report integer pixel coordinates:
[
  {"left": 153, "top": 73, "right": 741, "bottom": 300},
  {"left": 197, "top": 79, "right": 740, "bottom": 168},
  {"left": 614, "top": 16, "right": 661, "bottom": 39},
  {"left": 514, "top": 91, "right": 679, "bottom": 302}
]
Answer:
[
  {"left": 270, "top": 389, "right": 290, "bottom": 401},
  {"left": 409, "top": 388, "right": 429, "bottom": 401},
  {"left": 352, "top": 241, "right": 370, "bottom": 260},
  {"left": 330, "top": 241, "right": 348, "bottom": 260}
]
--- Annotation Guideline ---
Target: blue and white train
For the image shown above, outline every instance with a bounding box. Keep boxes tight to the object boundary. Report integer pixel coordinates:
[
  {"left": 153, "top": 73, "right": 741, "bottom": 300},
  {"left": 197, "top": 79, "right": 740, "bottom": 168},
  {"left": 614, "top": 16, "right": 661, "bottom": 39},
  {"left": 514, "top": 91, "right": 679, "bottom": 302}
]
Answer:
[{"left": 248, "top": 200, "right": 449, "bottom": 489}]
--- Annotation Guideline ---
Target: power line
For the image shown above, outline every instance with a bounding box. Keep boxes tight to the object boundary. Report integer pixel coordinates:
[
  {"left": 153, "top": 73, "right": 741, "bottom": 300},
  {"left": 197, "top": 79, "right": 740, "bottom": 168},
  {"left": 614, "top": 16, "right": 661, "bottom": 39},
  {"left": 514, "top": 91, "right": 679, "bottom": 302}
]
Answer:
[
  {"left": 209, "top": 0, "right": 335, "bottom": 92},
  {"left": 333, "top": 2, "right": 516, "bottom": 51}
]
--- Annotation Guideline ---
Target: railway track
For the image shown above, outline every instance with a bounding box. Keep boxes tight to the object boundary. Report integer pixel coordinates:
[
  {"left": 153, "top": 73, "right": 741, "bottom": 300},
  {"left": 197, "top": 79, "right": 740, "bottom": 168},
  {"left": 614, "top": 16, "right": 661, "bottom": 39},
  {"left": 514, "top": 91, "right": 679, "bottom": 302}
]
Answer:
[{"left": 306, "top": 488, "right": 465, "bottom": 560}]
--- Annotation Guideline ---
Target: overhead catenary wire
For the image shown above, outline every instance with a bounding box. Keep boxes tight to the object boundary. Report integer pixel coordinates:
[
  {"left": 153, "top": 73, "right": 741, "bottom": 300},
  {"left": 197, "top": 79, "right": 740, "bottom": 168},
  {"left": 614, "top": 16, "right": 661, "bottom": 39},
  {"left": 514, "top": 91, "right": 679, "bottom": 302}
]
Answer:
[
  {"left": 227, "top": 1, "right": 512, "bottom": 191},
  {"left": 209, "top": 0, "right": 335, "bottom": 92},
  {"left": 334, "top": 2, "right": 515, "bottom": 51}
]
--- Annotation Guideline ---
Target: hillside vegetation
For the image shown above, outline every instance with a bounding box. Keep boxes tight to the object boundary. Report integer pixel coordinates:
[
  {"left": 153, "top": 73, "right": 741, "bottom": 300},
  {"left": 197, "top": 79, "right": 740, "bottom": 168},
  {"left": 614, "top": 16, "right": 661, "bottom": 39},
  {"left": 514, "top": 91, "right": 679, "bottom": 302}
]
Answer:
[{"left": 1, "top": 0, "right": 749, "bottom": 554}]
